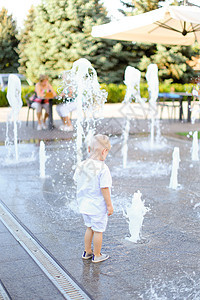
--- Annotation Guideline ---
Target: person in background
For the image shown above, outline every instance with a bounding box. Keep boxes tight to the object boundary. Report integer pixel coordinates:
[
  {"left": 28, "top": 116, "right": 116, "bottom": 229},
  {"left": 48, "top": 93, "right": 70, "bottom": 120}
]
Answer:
[
  {"left": 31, "top": 74, "right": 56, "bottom": 130},
  {"left": 56, "top": 86, "right": 76, "bottom": 131}
]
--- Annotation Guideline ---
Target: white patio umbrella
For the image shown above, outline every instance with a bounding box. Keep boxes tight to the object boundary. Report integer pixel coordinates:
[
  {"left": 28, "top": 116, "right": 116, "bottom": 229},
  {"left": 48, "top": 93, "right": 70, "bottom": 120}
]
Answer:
[{"left": 91, "top": 5, "right": 200, "bottom": 45}]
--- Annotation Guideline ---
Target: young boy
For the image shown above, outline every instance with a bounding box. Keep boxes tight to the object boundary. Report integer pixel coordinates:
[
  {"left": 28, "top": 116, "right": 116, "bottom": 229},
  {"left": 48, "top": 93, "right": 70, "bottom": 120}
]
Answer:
[{"left": 73, "top": 134, "right": 113, "bottom": 263}]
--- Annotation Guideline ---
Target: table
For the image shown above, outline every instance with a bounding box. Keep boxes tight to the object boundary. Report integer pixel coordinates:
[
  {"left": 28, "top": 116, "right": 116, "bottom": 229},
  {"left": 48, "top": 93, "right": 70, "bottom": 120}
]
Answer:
[
  {"left": 158, "top": 92, "right": 193, "bottom": 122},
  {"left": 48, "top": 98, "right": 61, "bottom": 130},
  {"left": 48, "top": 99, "right": 54, "bottom": 130},
  {"left": 175, "top": 92, "right": 193, "bottom": 122}
]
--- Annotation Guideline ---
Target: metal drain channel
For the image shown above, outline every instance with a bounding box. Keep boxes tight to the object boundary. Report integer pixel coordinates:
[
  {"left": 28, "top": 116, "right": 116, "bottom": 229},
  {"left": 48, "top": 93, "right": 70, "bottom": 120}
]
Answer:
[
  {"left": 0, "top": 280, "right": 11, "bottom": 300},
  {"left": 0, "top": 201, "right": 92, "bottom": 300}
]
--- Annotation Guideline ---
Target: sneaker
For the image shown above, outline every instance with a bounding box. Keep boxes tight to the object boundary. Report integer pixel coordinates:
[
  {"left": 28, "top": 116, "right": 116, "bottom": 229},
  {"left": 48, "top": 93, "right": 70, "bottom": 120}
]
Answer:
[
  {"left": 37, "top": 124, "right": 42, "bottom": 131},
  {"left": 59, "top": 124, "right": 68, "bottom": 131},
  {"left": 82, "top": 251, "right": 93, "bottom": 260},
  {"left": 59, "top": 124, "right": 73, "bottom": 132},
  {"left": 67, "top": 125, "right": 73, "bottom": 132},
  {"left": 92, "top": 253, "right": 109, "bottom": 263},
  {"left": 42, "top": 122, "right": 47, "bottom": 130}
]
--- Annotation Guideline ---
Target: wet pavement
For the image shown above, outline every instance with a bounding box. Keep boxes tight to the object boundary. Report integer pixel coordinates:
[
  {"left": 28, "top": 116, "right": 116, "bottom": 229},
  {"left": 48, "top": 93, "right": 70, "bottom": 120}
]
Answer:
[{"left": 0, "top": 106, "right": 200, "bottom": 299}]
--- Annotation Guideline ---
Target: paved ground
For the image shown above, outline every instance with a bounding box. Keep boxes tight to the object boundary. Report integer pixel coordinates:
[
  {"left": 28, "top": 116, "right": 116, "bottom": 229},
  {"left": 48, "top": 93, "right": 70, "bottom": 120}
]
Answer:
[
  {"left": 0, "top": 104, "right": 200, "bottom": 299},
  {"left": 0, "top": 103, "right": 199, "bottom": 142}
]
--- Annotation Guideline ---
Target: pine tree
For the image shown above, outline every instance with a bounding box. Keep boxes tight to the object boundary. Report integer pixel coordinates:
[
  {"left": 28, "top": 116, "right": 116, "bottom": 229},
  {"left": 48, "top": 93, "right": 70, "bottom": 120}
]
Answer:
[
  {"left": 0, "top": 8, "right": 19, "bottom": 73},
  {"left": 22, "top": 0, "right": 148, "bottom": 84},
  {"left": 18, "top": 6, "right": 36, "bottom": 76}
]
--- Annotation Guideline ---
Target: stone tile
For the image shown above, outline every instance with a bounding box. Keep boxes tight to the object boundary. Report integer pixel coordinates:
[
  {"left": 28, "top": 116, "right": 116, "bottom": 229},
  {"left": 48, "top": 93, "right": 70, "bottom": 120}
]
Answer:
[
  {"left": 0, "top": 117, "right": 200, "bottom": 299},
  {"left": 0, "top": 221, "right": 8, "bottom": 233},
  {"left": 0, "top": 231, "right": 18, "bottom": 247},
  {"left": 0, "top": 244, "right": 28, "bottom": 264},
  {"left": 3, "top": 274, "right": 65, "bottom": 300}
]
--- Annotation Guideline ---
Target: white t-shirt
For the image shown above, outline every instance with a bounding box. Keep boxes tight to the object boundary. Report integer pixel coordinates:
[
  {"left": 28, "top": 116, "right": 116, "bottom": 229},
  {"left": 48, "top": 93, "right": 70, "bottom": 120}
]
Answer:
[{"left": 73, "top": 158, "right": 112, "bottom": 215}]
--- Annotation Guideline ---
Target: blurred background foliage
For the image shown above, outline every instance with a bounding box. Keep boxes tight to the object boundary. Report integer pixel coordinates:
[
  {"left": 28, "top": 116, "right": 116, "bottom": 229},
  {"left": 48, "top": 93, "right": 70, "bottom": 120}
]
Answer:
[
  {"left": 0, "top": 0, "right": 199, "bottom": 106},
  {"left": 0, "top": 82, "right": 194, "bottom": 107}
]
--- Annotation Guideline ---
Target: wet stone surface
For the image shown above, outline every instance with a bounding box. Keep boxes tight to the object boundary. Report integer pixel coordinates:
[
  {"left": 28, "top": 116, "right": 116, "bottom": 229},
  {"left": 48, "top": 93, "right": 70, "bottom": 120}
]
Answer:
[{"left": 0, "top": 132, "right": 200, "bottom": 299}]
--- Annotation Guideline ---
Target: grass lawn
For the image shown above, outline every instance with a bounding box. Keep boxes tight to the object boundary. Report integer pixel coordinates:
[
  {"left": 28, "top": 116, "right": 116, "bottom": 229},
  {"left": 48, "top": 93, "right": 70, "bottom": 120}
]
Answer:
[{"left": 176, "top": 131, "right": 200, "bottom": 139}]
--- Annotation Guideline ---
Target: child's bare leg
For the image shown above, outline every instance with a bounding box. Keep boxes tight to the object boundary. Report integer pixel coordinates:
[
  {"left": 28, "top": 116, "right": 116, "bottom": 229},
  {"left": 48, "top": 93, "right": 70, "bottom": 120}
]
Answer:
[
  {"left": 43, "top": 112, "right": 49, "bottom": 123},
  {"left": 37, "top": 112, "right": 42, "bottom": 125},
  {"left": 84, "top": 227, "right": 93, "bottom": 254},
  {"left": 66, "top": 116, "right": 72, "bottom": 126},
  {"left": 61, "top": 116, "right": 71, "bottom": 126},
  {"left": 93, "top": 231, "right": 103, "bottom": 257},
  {"left": 61, "top": 116, "right": 68, "bottom": 125}
]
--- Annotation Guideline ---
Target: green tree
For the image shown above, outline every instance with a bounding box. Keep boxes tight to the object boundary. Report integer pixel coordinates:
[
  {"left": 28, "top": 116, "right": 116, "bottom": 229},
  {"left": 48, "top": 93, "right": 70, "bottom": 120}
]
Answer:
[
  {"left": 120, "top": 0, "right": 159, "bottom": 14},
  {"left": 120, "top": 0, "right": 196, "bottom": 83},
  {"left": 18, "top": 6, "right": 36, "bottom": 77},
  {"left": 0, "top": 8, "right": 19, "bottom": 73},
  {"left": 22, "top": 0, "right": 148, "bottom": 84},
  {"left": 139, "top": 44, "right": 196, "bottom": 83}
]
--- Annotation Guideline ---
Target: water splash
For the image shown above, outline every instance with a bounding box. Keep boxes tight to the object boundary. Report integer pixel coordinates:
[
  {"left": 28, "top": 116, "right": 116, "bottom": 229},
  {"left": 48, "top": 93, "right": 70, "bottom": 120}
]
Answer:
[
  {"left": 40, "top": 141, "right": 48, "bottom": 178},
  {"left": 122, "top": 66, "right": 146, "bottom": 168},
  {"left": 123, "top": 190, "right": 150, "bottom": 243},
  {"left": 60, "top": 58, "right": 107, "bottom": 163},
  {"left": 85, "top": 128, "right": 95, "bottom": 150},
  {"left": 145, "top": 64, "right": 159, "bottom": 148},
  {"left": 0, "top": 144, "right": 36, "bottom": 166},
  {"left": 169, "top": 147, "right": 180, "bottom": 189},
  {"left": 113, "top": 161, "right": 170, "bottom": 179},
  {"left": 5, "top": 74, "right": 23, "bottom": 162},
  {"left": 139, "top": 272, "right": 200, "bottom": 299},
  {"left": 122, "top": 115, "right": 130, "bottom": 169},
  {"left": 191, "top": 131, "right": 199, "bottom": 161}
]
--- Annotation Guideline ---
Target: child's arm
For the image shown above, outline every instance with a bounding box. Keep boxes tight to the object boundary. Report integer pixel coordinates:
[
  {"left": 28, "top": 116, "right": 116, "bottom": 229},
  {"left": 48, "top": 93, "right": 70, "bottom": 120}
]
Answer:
[{"left": 101, "top": 187, "right": 113, "bottom": 216}]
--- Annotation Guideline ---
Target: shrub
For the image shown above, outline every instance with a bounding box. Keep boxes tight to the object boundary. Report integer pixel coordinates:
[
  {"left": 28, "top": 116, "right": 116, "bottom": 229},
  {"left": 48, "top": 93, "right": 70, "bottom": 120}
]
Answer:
[
  {"left": 0, "top": 90, "right": 8, "bottom": 106},
  {"left": 0, "top": 86, "right": 35, "bottom": 107},
  {"left": 0, "top": 83, "right": 195, "bottom": 107},
  {"left": 101, "top": 83, "right": 126, "bottom": 103},
  {"left": 159, "top": 83, "right": 193, "bottom": 93},
  {"left": 102, "top": 82, "right": 194, "bottom": 103},
  {"left": 21, "top": 86, "right": 35, "bottom": 105}
]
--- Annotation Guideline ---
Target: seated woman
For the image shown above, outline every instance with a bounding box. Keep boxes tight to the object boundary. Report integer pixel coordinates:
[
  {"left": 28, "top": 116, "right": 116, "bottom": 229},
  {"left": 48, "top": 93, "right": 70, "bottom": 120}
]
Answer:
[
  {"left": 31, "top": 74, "right": 56, "bottom": 130},
  {"left": 56, "top": 86, "right": 76, "bottom": 131}
]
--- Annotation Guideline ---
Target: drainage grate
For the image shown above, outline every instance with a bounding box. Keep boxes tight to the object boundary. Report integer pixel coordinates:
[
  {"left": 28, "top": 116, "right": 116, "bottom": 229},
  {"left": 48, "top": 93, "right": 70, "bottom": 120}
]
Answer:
[
  {"left": 0, "top": 201, "right": 92, "bottom": 300},
  {"left": 0, "top": 280, "right": 11, "bottom": 300}
]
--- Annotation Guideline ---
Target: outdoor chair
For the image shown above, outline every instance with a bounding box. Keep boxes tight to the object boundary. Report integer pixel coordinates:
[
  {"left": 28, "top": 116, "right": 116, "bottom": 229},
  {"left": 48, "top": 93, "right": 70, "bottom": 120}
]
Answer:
[
  {"left": 25, "top": 92, "right": 36, "bottom": 128},
  {"left": 157, "top": 93, "right": 184, "bottom": 120}
]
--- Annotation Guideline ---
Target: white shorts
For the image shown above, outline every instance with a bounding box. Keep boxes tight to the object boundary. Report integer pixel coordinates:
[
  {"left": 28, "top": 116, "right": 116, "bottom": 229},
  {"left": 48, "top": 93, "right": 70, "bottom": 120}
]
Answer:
[
  {"left": 56, "top": 102, "right": 76, "bottom": 118},
  {"left": 82, "top": 213, "right": 108, "bottom": 232},
  {"left": 31, "top": 102, "right": 49, "bottom": 114}
]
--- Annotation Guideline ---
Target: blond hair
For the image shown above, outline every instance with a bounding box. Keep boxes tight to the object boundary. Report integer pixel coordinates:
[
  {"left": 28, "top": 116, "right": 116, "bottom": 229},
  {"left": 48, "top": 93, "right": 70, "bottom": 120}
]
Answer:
[
  {"left": 90, "top": 134, "right": 111, "bottom": 153},
  {"left": 39, "top": 74, "right": 48, "bottom": 82}
]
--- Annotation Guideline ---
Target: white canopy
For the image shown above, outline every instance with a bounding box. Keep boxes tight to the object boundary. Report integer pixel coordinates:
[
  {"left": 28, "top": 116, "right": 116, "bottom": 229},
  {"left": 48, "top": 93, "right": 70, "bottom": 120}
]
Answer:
[{"left": 92, "top": 5, "right": 200, "bottom": 45}]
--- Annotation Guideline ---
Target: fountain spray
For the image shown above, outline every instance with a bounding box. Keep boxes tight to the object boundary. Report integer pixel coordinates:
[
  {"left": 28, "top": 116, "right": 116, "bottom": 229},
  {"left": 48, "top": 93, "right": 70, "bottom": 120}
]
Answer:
[
  {"left": 145, "top": 64, "right": 160, "bottom": 148},
  {"left": 122, "top": 66, "right": 145, "bottom": 168},
  {"left": 39, "top": 141, "right": 48, "bottom": 178},
  {"left": 169, "top": 147, "right": 180, "bottom": 189},
  {"left": 60, "top": 58, "right": 107, "bottom": 164},
  {"left": 124, "top": 190, "right": 150, "bottom": 243},
  {"left": 6, "top": 74, "right": 22, "bottom": 162},
  {"left": 191, "top": 131, "right": 199, "bottom": 161}
]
